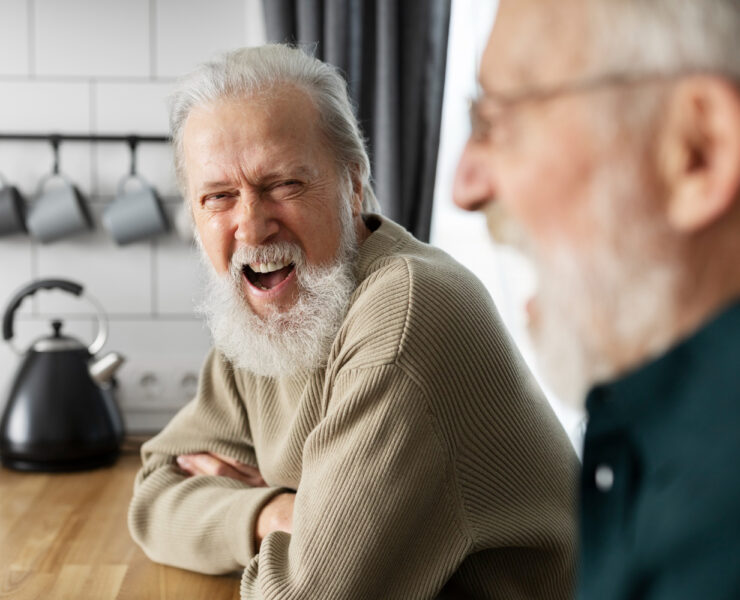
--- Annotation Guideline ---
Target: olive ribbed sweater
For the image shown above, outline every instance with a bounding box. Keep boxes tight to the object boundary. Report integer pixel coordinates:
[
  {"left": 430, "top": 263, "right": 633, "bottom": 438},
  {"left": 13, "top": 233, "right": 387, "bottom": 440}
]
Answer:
[{"left": 128, "top": 215, "right": 578, "bottom": 599}]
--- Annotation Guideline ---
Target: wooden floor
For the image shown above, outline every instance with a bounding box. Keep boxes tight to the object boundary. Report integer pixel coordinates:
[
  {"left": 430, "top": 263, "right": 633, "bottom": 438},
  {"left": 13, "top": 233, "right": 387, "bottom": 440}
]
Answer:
[{"left": 0, "top": 443, "right": 241, "bottom": 600}]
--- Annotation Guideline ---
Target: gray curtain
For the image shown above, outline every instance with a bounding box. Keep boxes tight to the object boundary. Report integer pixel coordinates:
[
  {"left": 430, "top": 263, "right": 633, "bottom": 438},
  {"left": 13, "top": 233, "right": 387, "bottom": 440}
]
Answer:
[{"left": 262, "top": 0, "right": 452, "bottom": 242}]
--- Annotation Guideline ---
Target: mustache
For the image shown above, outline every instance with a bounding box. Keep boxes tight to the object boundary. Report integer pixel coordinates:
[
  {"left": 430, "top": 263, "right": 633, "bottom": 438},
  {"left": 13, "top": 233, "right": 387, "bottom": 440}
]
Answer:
[
  {"left": 484, "top": 202, "right": 530, "bottom": 251},
  {"left": 227, "top": 242, "right": 306, "bottom": 279}
]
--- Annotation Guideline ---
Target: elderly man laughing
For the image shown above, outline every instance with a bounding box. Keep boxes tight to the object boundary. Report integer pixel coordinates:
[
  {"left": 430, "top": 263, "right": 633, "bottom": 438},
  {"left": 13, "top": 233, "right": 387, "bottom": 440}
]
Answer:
[
  {"left": 455, "top": 1, "right": 740, "bottom": 599},
  {"left": 128, "top": 45, "right": 577, "bottom": 599}
]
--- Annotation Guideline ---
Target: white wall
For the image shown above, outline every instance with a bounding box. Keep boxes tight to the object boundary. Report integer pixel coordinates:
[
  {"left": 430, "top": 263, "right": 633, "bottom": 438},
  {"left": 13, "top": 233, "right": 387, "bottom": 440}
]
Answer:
[{"left": 0, "top": 0, "right": 266, "bottom": 432}]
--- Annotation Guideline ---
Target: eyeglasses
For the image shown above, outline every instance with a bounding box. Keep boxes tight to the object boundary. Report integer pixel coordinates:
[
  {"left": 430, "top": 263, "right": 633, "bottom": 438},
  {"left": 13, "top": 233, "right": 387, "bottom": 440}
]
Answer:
[{"left": 468, "top": 70, "right": 703, "bottom": 145}]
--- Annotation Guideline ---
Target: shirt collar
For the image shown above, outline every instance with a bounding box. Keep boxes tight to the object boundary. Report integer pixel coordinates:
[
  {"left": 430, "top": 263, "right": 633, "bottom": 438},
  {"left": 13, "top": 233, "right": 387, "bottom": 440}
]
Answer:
[{"left": 585, "top": 300, "right": 740, "bottom": 431}]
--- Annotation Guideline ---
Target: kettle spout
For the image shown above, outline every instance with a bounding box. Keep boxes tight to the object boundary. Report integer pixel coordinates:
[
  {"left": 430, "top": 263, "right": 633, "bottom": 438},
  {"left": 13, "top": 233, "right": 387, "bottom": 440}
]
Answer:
[{"left": 89, "top": 352, "right": 125, "bottom": 385}]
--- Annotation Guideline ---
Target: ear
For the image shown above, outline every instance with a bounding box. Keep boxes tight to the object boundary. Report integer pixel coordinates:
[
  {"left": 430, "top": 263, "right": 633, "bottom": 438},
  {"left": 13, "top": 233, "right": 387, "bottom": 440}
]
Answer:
[
  {"left": 348, "top": 166, "right": 364, "bottom": 217},
  {"left": 657, "top": 76, "right": 740, "bottom": 233}
]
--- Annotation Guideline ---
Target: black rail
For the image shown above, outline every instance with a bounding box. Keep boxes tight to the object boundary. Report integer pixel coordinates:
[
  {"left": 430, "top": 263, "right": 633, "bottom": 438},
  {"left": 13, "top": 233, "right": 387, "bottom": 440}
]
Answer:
[{"left": 0, "top": 133, "right": 169, "bottom": 143}]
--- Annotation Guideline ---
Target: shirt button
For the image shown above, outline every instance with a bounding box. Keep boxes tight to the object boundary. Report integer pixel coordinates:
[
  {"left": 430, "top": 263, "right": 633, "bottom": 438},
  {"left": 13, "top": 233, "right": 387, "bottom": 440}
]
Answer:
[{"left": 595, "top": 464, "right": 614, "bottom": 492}]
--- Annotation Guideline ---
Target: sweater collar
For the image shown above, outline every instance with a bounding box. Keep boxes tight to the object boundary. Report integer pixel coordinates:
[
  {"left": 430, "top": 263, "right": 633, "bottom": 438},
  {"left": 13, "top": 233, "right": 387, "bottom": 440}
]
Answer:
[{"left": 352, "top": 214, "right": 411, "bottom": 282}]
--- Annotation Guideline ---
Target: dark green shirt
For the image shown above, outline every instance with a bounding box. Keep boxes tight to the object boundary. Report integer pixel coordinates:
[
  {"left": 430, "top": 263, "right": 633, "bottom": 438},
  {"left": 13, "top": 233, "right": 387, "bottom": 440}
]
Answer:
[{"left": 578, "top": 301, "right": 740, "bottom": 600}]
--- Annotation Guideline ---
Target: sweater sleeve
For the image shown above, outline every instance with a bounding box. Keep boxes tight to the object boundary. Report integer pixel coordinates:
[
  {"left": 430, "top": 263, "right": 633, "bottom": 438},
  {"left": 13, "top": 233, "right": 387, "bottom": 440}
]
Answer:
[
  {"left": 239, "top": 364, "right": 471, "bottom": 599},
  {"left": 127, "top": 349, "right": 286, "bottom": 574}
]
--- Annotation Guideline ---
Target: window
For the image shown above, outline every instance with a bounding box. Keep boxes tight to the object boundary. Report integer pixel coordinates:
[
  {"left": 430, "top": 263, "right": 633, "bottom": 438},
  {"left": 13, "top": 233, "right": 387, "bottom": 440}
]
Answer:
[{"left": 430, "top": 0, "right": 584, "bottom": 454}]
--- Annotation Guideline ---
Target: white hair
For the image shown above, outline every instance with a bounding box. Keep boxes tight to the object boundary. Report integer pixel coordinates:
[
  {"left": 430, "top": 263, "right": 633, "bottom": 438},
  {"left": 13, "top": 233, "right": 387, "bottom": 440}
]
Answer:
[
  {"left": 169, "top": 44, "right": 380, "bottom": 214},
  {"left": 588, "top": 1, "right": 740, "bottom": 79}
]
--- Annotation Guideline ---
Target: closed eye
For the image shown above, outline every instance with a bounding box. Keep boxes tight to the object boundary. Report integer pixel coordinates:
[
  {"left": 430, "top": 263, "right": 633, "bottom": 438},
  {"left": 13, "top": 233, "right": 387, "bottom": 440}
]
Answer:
[
  {"left": 267, "top": 180, "right": 303, "bottom": 200},
  {"left": 201, "top": 191, "right": 238, "bottom": 209},
  {"left": 276, "top": 180, "right": 301, "bottom": 189}
]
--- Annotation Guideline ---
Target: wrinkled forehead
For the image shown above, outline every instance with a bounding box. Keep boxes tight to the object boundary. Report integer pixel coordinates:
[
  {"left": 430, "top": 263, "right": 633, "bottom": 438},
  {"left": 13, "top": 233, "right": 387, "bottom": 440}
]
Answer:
[{"left": 480, "top": 0, "right": 592, "bottom": 94}]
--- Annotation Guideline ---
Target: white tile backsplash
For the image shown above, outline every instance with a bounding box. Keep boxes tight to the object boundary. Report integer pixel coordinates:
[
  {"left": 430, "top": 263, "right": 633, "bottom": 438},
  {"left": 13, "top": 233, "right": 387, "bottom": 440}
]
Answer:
[
  {"left": 34, "top": 0, "right": 150, "bottom": 78},
  {"left": 0, "top": 81, "right": 91, "bottom": 133},
  {"left": 0, "top": 235, "right": 34, "bottom": 316},
  {"left": 155, "top": 0, "right": 247, "bottom": 77},
  {"left": 94, "top": 81, "right": 173, "bottom": 134},
  {"left": 136, "top": 144, "right": 179, "bottom": 198},
  {"left": 0, "top": 0, "right": 30, "bottom": 76},
  {"left": 0, "top": 0, "right": 261, "bottom": 433},
  {"left": 0, "top": 142, "right": 46, "bottom": 198},
  {"left": 104, "top": 319, "right": 210, "bottom": 418},
  {"left": 155, "top": 216, "right": 206, "bottom": 315},
  {"left": 36, "top": 206, "right": 153, "bottom": 316}
]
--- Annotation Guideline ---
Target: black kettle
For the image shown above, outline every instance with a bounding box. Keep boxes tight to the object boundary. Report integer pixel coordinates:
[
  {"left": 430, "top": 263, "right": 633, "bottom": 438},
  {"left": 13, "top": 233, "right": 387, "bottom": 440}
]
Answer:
[{"left": 0, "top": 279, "right": 125, "bottom": 471}]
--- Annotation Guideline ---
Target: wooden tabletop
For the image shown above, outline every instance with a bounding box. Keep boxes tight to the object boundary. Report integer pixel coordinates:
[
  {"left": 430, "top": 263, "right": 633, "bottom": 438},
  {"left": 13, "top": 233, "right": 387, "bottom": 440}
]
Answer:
[{"left": 0, "top": 443, "right": 241, "bottom": 600}]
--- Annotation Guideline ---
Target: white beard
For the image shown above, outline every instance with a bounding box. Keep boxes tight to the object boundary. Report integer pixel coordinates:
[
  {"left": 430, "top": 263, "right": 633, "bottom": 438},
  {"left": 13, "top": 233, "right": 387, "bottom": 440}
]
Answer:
[
  {"left": 196, "top": 199, "right": 358, "bottom": 378},
  {"left": 489, "top": 159, "right": 681, "bottom": 409}
]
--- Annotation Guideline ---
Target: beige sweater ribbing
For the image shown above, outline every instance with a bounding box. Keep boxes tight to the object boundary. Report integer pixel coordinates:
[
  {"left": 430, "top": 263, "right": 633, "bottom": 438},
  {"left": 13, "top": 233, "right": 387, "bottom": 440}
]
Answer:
[{"left": 128, "top": 215, "right": 578, "bottom": 599}]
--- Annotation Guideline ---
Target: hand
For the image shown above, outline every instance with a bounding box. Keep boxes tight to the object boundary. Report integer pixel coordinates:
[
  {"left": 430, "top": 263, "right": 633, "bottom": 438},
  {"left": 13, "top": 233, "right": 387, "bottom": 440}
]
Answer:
[
  {"left": 176, "top": 452, "right": 267, "bottom": 487},
  {"left": 255, "top": 492, "right": 295, "bottom": 551}
]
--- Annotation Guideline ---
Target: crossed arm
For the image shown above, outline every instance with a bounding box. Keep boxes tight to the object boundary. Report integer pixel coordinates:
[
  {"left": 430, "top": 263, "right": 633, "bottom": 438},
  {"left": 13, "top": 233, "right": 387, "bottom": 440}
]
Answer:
[
  {"left": 176, "top": 452, "right": 294, "bottom": 551},
  {"left": 130, "top": 365, "right": 471, "bottom": 597}
]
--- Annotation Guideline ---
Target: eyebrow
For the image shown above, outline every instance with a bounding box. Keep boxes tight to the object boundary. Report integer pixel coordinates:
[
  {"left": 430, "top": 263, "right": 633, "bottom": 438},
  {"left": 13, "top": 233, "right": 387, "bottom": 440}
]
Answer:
[
  {"left": 200, "top": 180, "right": 235, "bottom": 191},
  {"left": 199, "top": 165, "right": 319, "bottom": 191}
]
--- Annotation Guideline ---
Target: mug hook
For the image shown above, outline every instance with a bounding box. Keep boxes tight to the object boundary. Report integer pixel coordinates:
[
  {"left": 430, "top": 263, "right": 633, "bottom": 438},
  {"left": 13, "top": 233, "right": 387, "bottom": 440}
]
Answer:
[
  {"left": 127, "top": 136, "right": 138, "bottom": 176},
  {"left": 50, "top": 135, "right": 61, "bottom": 175}
]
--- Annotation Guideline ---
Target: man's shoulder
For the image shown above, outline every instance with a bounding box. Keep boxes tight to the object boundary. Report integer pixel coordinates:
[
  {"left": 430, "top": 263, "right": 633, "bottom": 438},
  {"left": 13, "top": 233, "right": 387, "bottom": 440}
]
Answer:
[
  {"left": 338, "top": 218, "right": 515, "bottom": 375},
  {"left": 354, "top": 216, "right": 495, "bottom": 317}
]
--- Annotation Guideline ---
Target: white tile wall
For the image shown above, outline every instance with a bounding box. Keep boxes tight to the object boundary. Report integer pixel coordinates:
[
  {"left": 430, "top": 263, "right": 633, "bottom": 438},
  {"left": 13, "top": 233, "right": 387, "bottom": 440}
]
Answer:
[
  {"left": 0, "top": 0, "right": 30, "bottom": 76},
  {"left": 35, "top": 0, "right": 151, "bottom": 78},
  {"left": 0, "top": 235, "right": 34, "bottom": 317},
  {"left": 94, "top": 82, "right": 173, "bottom": 134},
  {"left": 104, "top": 319, "right": 211, "bottom": 432},
  {"left": 36, "top": 206, "right": 154, "bottom": 316},
  {"left": 0, "top": 0, "right": 264, "bottom": 432},
  {"left": 0, "top": 81, "right": 91, "bottom": 133},
  {"left": 106, "top": 319, "right": 210, "bottom": 408},
  {"left": 155, "top": 0, "right": 248, "bottom": 77},
  {"left": 155, "top": 215, "right": 206, "bottom": 315}
]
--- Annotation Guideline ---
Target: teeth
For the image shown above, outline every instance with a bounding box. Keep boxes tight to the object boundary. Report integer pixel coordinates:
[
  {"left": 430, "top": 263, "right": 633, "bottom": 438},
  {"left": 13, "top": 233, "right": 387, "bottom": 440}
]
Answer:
[{"left": 249, "top": 260, "right": 291, "bottom": 273}]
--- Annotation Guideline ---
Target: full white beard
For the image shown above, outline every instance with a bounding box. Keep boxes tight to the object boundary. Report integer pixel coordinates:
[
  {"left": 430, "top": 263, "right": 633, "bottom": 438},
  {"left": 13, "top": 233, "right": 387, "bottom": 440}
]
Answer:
[
  {"left": 196, "top": 201, "right": 358, "bottom": 378},
  {"left": 490, "top": 160, "right": 681, "bottom": 409}
]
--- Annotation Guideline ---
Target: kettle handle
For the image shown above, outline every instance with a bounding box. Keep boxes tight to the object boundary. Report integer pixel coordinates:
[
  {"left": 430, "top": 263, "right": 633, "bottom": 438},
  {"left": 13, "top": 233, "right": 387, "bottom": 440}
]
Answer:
[{"left": 3, "top": 279, "right": 83, "bottom": 342}]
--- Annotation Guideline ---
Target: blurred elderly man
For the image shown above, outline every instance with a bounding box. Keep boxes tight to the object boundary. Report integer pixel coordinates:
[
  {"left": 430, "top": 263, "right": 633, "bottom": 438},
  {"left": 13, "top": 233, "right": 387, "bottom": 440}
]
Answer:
[
  {"left": 455, "top": 1, "right": 740, "bottom": 598},
  {"left": 128, "top": 45, "right": 578, "bottom": 599}
]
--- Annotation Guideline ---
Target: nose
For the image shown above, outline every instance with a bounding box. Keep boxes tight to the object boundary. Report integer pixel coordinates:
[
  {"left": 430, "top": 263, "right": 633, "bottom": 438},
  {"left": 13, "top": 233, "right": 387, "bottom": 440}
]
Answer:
[
  {"left": 234, "top": 193, "right": 280, "bottom": 246},
  {"left": 453, "top": 140, "right": 496, "bottom": 212}
]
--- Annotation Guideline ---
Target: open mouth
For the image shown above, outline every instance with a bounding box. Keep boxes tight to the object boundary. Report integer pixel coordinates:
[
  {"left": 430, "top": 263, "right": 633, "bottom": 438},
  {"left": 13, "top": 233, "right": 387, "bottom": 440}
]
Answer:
[{"left": 242, "top": 261, "right": 296, "bottom": 291}]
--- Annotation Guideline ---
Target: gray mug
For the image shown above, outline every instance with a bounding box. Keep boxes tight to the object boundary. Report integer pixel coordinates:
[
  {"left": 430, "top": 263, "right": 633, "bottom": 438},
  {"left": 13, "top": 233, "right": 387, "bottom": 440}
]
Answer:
[
  {"left": 103, "top": 175, "right": 169, "bottom": 245},
  {"left": 0, "top": 175, "right": 26, "bottom": 236},
  {"left": 27, "top": 175, "right": 92, "bottom": 243}
]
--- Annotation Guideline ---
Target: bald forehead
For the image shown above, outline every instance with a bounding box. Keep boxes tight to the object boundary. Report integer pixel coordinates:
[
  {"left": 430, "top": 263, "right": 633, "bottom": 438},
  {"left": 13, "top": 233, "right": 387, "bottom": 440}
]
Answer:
[{"left": 480, "top": 0, "right": 592, "bottom": 94}]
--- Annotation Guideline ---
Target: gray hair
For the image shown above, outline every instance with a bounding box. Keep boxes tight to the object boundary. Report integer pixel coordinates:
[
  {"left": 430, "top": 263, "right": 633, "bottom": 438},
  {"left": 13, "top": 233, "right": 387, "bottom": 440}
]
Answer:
[
  {"left": 587, "top": 1, "right": 740, "bottom": 80},
  {"left": 169, "top": 44, "right": 380, "bottom": 213}
]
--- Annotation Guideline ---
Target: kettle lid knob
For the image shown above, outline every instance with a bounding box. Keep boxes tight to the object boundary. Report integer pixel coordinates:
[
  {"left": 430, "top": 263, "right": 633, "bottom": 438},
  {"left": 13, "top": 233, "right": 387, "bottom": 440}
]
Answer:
[{"left": 51, "top": 320, "right": 63, "bottom": 337}]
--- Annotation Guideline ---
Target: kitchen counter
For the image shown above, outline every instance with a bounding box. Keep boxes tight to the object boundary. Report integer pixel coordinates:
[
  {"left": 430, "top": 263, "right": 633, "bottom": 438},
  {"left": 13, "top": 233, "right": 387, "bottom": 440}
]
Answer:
[{"left": 0, "top": 441, "right": 241, "bottom": 600}]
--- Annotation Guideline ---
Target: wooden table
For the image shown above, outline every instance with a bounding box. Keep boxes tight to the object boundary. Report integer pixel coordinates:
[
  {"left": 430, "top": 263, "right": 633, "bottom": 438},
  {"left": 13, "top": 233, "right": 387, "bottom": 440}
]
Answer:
[{"left": 0, "top": 443, "right": 241, "bottom": 600}]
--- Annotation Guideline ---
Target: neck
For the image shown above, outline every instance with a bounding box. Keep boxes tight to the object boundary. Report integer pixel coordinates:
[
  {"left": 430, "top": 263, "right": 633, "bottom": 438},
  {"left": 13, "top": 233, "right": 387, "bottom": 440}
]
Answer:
[{"left": 612, "top": 228, "right": 740, "bottom": 379}]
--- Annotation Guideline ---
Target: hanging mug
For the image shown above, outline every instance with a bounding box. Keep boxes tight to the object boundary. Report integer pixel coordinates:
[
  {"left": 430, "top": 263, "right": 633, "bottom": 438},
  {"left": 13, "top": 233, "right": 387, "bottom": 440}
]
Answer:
[
  {"left": 26, "top": 174, "right": 93, "bottom": 243},
  {"left": 0, "top": 174, "right": 26, "bottom": 237},
  {"left": 103, "top": 175, "right": 169, "bottom": 245}
]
